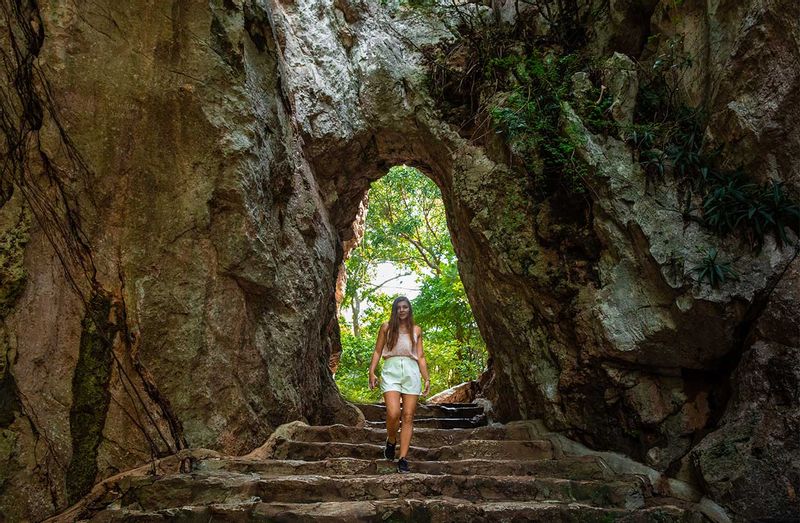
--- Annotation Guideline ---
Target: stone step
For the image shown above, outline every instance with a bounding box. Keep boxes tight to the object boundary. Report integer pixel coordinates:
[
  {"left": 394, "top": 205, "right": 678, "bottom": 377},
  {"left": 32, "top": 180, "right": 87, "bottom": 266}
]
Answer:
[
  {"left": 354, "top": 403, "right": 484, "bottom": 421},
  {"left": 194, "top": 456, "right": 613, "bottom": 480},
  {"left": 87, "top": 498, "right": 703, "bottom": 522},
  {"left": 286, "top": 423, "right": 525, "bottom": 446},
  {"left": 365, "top": 416, "right": 487, "bottom": 429},
  {"left": 270, "top": 439, "right": 554, "bottom": 461},
  {"left": 112, "top": 473, "right": 649, "bottom": 512}
]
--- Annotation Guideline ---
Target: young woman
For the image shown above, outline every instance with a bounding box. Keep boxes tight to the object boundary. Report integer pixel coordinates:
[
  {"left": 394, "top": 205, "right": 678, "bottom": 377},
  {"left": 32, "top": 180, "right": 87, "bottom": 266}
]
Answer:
[{"left": 368, "top": 296, "right": 430, "bottom": 473}]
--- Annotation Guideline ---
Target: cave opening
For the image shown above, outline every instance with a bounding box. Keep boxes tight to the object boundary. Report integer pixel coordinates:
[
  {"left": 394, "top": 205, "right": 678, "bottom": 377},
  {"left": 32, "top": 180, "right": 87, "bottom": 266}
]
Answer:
[{"left": 332, "top": 164, "right": 487, "bottom": 404}]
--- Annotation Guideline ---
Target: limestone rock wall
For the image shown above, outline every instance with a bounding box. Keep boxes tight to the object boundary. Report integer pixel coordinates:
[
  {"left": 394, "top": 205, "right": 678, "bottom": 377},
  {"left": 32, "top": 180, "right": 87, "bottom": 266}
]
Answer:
[
  {"left": 466, "top": 2, "right": 800, "bottom": 520},
  {"left": 690, "top": 257, "right": 799, "bottom": 521},
  {"left": 0, "top": 0, "right": 797, "bottom": 520},
  {"left": 647, "top": 3, "right": 800, "bottom": 518},
  {"left": 650, "top": 0, "right": 800, "bottom": 193},
  {"left": 0, "top": 0, "right": 363, "bottom": 519}
]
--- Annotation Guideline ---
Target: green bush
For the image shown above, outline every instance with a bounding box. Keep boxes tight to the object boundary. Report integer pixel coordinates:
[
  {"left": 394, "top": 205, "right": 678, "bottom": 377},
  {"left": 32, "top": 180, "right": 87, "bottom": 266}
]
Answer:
[
  {"left": 413, "top": 262, "right": 487, "bottom": 388},
  {"left": 335, "top": 328, "right": 383, "bottom": 404}
]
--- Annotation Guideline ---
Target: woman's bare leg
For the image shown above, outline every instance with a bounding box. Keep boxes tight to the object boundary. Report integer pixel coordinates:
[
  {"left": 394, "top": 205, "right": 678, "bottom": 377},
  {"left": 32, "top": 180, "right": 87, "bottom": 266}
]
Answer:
[
  {"left": 383, "top": 391, "right": 401, "bottom": 443},
  {"left": 398, "top": 393, "right": 419, "bottom": 458}
]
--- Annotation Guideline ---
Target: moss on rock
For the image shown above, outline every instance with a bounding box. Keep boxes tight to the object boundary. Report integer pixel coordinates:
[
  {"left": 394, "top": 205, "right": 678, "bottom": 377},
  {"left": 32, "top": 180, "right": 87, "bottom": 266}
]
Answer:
[
  {"left": 0, "top": 206, "right": 30, "bottom": 319},
  {"left": 0, "top": 202, "right": 30, "bottom": 461},
  {"left": 66, "top": 289, "right": 117, "bottom": 505}
]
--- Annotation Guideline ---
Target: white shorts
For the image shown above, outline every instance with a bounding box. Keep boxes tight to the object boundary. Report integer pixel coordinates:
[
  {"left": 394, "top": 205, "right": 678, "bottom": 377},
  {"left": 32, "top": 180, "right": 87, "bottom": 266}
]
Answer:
[{"left": 380, "top": 356, "right": 422, "bottom": 395}]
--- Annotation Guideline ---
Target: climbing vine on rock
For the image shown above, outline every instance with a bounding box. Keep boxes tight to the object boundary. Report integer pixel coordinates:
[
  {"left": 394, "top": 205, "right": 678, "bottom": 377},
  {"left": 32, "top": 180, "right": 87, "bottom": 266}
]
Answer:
[
  {"left": 0, "top": 0, "right": 188, "bottom": 505},
  {"left": 66, "top": 290, "right": 117, "bottom": 504}
]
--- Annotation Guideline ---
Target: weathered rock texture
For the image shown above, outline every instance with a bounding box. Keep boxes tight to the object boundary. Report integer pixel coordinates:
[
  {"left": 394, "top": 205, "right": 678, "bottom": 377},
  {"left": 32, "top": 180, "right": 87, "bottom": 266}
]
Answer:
[
  {"left": 690, "top": 257, "right": 800, "bottom": 521},
  {"left": 427, "top": 380, "right": 478, "bottom": 404},
  {"left": 52, "top": 403, "right": 712, "bottom": 522},
  {"left": 1, "top": 0, "right": 366, "bottom": 519},
  {"left": 0, "top": 0, "right": 797, "bottom": 521}
]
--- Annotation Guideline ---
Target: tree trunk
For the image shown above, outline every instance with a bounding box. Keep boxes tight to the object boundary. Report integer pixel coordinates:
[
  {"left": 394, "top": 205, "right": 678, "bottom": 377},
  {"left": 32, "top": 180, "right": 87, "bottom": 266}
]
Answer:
[{"left": 352, "top": 296, "right": 361, "bottom": 337}]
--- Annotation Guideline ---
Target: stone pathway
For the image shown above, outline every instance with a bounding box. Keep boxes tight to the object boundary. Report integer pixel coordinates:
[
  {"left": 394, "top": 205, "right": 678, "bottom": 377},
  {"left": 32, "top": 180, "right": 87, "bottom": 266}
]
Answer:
[{"left": 57, "top": 403, "right": 714, "bottom": 522}]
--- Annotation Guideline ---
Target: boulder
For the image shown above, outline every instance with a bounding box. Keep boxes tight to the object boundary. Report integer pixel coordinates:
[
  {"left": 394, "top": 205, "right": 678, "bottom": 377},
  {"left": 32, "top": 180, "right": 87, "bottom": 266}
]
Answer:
[{"left": 427, "top": 381, "right": 478, "bottom": 404}]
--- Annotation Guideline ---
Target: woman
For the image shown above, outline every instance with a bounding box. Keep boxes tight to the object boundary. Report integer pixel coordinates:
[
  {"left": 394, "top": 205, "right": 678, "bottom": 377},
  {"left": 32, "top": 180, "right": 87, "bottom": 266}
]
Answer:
[{"left": 368, "top": 296, "right": 430, "bottom": 473}]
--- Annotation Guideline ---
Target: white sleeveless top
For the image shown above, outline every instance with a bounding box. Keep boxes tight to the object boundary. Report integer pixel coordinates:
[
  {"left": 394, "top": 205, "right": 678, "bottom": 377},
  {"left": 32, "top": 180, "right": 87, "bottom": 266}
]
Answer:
[{"left": 382, "top": 330, "right": 419, "bottom": 360}]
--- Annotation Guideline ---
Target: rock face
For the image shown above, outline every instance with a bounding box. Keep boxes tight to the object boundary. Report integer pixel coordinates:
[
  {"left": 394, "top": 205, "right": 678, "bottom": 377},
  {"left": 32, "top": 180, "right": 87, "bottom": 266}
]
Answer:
[
  {"left": 649, "top": 0, "right": 800, "bottom": 193},
  {"left": 690, "top": 257, "right": 800, "bottom": 521},
  {"left": 1, "top": 0, "right": 366, "bottom": 519},
  {"left": 0, "top": 0, "right": 797, "bottom": 520}
]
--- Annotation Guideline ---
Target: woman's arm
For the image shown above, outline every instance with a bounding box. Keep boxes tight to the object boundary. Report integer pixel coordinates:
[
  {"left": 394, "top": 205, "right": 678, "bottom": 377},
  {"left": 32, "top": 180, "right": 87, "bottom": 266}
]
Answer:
[
  {"left": 368, "top": 323, "right": 388, "bottom": 390},
  {"left": 415, "top": 326, "right": 431, "bottom": 396}
]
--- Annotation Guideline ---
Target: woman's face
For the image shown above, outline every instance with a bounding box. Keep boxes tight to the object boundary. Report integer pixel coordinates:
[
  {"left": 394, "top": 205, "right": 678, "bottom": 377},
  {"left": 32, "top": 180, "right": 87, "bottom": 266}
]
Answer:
[{"left": 397, "top": 301, "right": 410, "bottom": 321}]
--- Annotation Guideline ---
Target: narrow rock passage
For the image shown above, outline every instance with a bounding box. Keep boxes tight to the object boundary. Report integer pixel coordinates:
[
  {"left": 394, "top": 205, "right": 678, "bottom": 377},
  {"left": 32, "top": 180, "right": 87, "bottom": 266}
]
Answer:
[{"left": 59, "top": 403, "right": 712, "bottom": 522}]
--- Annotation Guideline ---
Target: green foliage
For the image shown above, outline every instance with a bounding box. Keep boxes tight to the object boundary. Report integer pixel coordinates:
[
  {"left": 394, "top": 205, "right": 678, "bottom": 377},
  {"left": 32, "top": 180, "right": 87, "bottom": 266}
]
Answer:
[
  {"left": 417, "top": 336, "right": 479, "bottom": 396},
  {"left": 336, "top": 294, "right": 397, "bottom": 402},
  {"left": 703, "top": 175, "right": 800, "bottom": 250},
  {"left": 623, "top": 123, "right": 656, "bottom": 150},
  {"left": 692, "top": 248, "right": 739, "bottom": 288},
  {"left": 579, "top": 86, "right": 616, "bottom": 136},
  {"left": 638, "top": 148, "right": 666, "bottom": 181},
  {"left": 489, "top": 51, "right": 602, "bottom": 200},
  {"left": 412, "top": 262, "right": 472, "bottom": 334},
  {"left": 0, "top": 206, "right": 30, "bottom": 318},
  {"left": 340, "top": 165, "right": 449, "bottom": 335},
  {"left": 627, "top": 36, "right": 706, "bottom": 182},
  {"left": 335, "top": 328, "right": 383, "bottom": 404},
  {"left": 335, "top": 168, "right": 487, "bottom": 402},
  {"left": 367, "top": 165, "right": 452, "bottom": 275},
  {"left": 420, "top": 0, "right": 609, "bottom": 202},
  {"left": 629, "top": 35, "right": 800, "bottom": 251},
  {"left": 412, "top": 262, "right": 486, "bottom": 388},
  {"left": 635, "top": 35, "right": 695, "bottom": 124}
]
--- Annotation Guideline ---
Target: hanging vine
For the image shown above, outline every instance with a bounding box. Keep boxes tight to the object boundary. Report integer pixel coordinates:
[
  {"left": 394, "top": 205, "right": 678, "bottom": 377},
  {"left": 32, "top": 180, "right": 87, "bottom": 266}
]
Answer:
[{"left": 0, "top": 0, "right": 187, "bottom": 504}]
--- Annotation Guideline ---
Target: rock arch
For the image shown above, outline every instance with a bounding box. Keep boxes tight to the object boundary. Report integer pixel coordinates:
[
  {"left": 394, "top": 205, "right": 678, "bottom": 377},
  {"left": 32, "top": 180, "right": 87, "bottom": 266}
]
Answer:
[{"left": 1, "top": 0, "right": 798, "bottom": 520}]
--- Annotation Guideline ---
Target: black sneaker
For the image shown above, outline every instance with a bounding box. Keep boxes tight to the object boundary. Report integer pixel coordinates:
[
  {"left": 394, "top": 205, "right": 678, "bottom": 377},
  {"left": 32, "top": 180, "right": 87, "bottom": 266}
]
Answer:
[
  {"left": 397, "top": 457, "right": 410, "bottom": 473},
  {"left": 384, "top": 439, "right": 396, "bottom": 461}
]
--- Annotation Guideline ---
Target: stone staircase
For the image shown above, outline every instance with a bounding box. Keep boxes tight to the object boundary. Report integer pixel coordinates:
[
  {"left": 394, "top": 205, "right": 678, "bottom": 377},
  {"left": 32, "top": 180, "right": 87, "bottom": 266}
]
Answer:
[{"left": 56, "top": 402, "right": 714, "bottom": 522}]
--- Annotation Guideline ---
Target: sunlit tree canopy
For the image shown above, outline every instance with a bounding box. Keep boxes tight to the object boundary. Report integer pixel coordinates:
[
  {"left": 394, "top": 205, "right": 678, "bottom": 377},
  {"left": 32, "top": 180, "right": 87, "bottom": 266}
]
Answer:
[{"left": 336, "top": 166, "right": 487, "bottom": 402}]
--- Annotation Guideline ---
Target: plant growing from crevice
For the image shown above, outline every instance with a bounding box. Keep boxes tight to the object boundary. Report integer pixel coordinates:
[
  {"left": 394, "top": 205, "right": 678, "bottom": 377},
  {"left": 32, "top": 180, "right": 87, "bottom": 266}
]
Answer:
[
  {"left": 703, "top": 174, "right": 800, "bottom": 250},
  {"left": 421, "top": 0, "right": 605, "bottom": 127},
  {"left": 488, "top": 51, "right": 603, "bottom": 200},
  {"left": 421, "top": 3, "right": 798, "bottom": 250},
  {"left": 691, "top": 248, "right": 739, "bottom": 288},
  {"left": 627, "top": 34, "right": 800, "bottom": 251},
  {"left": 412, "top": 0, "right": 619, "bottom": 205}
]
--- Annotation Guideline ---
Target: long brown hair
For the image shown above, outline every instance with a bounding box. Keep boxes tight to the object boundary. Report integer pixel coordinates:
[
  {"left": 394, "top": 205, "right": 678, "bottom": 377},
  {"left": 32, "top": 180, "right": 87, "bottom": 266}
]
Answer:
[{"left": 385, "top": 296, "right": 415, "bottom": 352}]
